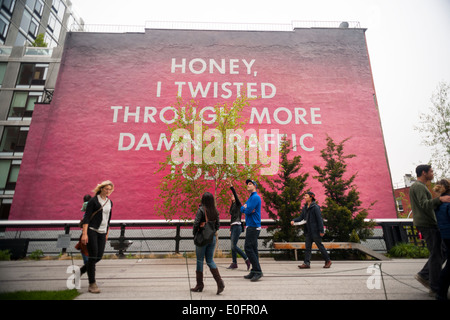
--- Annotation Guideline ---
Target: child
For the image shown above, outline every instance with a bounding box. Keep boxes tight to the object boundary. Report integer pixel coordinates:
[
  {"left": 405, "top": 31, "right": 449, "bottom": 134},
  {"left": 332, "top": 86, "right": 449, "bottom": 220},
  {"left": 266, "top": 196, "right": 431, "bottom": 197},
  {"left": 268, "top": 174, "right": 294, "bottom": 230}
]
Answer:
[
  {"left": 78, "top": 194, "right": 91, "bottom": 264},
  {"left": 81, "top": 194, "right": 92, "bottom": 217}
]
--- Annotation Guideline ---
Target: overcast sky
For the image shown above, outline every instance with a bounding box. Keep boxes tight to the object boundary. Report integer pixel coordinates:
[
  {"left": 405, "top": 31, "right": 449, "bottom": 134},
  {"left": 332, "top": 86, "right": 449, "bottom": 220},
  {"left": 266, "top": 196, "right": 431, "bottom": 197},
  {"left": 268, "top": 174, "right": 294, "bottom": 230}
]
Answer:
[{"left": 70, "top": 0, "right": 450, "bottom": 188}]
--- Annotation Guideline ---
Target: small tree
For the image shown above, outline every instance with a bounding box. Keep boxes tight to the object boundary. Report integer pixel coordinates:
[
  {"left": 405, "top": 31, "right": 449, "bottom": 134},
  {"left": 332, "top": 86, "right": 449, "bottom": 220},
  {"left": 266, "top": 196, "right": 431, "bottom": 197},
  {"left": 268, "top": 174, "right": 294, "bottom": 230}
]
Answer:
[
  {"left": 259, "top": 138, "right": 309, "bottom": 248},
  {"left": 30, "top": 34, "right": 48, "bottom": 47},
  {"left": 313, "top": 136, "right": 375, "bottom": 242},
  {"left": 414, "top": 81, "right": 450, "bottom": 178},
  {"left": 156, "top": 94, "right": 267, "bottom": 220}
]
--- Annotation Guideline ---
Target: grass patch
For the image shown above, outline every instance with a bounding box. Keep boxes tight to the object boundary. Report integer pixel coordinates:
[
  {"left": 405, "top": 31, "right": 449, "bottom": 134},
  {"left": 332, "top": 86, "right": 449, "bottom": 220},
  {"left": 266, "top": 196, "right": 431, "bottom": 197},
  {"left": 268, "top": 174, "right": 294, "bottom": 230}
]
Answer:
[{"left": 0, "top": 289, "right": 80, "bottom": 300}]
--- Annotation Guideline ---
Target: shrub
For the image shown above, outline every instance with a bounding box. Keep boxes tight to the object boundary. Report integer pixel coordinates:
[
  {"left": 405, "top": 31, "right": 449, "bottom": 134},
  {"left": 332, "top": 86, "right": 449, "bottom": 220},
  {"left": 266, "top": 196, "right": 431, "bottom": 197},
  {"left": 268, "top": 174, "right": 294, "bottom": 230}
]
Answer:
[
  {"left": 0, "top": 250, "right": 11, "bottom": 261},
  {"left": 29, "top": 250, "right": 44, "bottom": 260},
  {"left": 387, "top": 243, "right": 429, "bottom": 258}
]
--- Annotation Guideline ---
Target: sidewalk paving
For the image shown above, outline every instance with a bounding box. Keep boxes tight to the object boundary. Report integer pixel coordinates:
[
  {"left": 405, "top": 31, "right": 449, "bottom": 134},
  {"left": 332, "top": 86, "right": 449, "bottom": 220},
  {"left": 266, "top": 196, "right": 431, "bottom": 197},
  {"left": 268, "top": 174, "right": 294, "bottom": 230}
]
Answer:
[{"left": 0, "top": 257, "right": 439, "bottom": 301}]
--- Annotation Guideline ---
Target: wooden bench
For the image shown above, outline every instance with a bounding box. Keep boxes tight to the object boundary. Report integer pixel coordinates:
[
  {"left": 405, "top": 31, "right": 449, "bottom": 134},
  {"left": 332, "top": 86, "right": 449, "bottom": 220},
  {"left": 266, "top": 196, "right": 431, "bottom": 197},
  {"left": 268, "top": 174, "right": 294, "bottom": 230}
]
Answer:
[{"left": 273, "top": 242, "right": 389, "bottom": 261}]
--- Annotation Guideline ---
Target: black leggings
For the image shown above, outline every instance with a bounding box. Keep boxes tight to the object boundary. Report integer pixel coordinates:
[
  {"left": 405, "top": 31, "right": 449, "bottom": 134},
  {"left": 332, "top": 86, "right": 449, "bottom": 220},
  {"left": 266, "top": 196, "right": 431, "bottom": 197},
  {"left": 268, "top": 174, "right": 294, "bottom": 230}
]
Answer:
[{"left": 86, "top": 228, "right": 107, "bottom": 284}]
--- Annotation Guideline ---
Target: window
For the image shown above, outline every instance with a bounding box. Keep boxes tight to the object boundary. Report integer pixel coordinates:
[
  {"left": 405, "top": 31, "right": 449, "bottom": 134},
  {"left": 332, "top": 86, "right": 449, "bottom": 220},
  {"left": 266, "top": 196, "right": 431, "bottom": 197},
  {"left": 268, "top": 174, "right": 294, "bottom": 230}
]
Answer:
[
  {"left": 0, "top": 0, "right": 16, "bottom": 16},
  {"left": 19, "top": 9, "right": 39, "bottom": 39},
  {"left": 51, "top": 0, "right": 66, "bottom": 21},
  {"left": 25, "top": 0, "right": 44, "bottom": 18},
  {"left": 0, "top": 126, "right": 28, "bottom": 153},
  {"left": 19, "top": 10, "right": 31, "bottom": 32},
  {"left": 8, "top": 91, "right": 42, "bottom": 118},
  {"left": 0, "top": 13, "right": 9, "bottom": 43},
  {"left": 47, "top": 13, "right": 61, "bottom": 41},
  {"left": 395, "top": 198, "right": 404, "bottom": 212},
  {"left": 16, "top": 63, "right": 48, "bottom": 87},
  {"left": 34, "top": 0, "right": 43, "bottom": 17},
  {"left": 28, "top": 19, "right": 38, "bottom": 37},
  {"left": 0, "top": 159, "right": 20, "bottom": 193},
  {"left": 44, "top": 32, "right": 57, "bottom": 48}
]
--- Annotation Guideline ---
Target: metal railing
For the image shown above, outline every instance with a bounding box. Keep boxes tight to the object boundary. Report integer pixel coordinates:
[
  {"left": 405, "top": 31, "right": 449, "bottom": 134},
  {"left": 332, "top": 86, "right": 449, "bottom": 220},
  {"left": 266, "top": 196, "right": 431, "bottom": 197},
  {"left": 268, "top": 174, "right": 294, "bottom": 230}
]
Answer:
[
  {"left": 70, "top": 20, "right": 361, "bottom": 33},
  {"left": 70, "top": 24, "right": 145, "bottom": 33},
  {"left": 0, "top": 219, "right": 422, "bottom": 259},
  {"left": 0, "top": 219, "right": 276, "bottom": 257}
]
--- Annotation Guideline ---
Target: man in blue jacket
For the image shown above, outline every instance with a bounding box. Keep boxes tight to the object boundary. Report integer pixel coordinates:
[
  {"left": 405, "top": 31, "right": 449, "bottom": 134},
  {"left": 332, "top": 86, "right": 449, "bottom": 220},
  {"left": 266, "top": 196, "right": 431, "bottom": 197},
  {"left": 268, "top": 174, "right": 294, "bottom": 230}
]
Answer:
[{"left": 241, "top": 179, "right": 263, "bottom": 281}]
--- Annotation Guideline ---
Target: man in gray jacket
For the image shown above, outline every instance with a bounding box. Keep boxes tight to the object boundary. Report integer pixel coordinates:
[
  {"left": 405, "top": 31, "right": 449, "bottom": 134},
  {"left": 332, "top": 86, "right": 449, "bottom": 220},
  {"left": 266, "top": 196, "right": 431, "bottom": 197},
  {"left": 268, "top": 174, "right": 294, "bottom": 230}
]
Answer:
[
  {"left": 292, "top": 191, "right": 331, "bottom": 269},
  {"left": 410, "top": 164, "right": 450, "bottom": 295}
]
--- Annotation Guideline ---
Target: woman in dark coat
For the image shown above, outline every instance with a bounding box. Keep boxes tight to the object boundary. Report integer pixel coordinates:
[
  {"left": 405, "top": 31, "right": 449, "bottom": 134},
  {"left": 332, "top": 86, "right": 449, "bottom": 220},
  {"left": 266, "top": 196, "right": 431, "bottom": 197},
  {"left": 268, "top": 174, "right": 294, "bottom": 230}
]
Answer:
[{"left": 291, "top": 191, "right": 332, "bottom": 269}]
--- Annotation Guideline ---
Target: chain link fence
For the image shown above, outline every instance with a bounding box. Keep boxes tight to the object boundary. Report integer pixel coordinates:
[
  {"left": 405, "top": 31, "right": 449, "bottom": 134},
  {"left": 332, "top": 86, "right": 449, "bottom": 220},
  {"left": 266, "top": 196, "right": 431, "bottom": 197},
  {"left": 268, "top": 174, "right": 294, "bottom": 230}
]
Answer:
[{"left": 0, "top": 219, "right": 417, "bottom": 259}]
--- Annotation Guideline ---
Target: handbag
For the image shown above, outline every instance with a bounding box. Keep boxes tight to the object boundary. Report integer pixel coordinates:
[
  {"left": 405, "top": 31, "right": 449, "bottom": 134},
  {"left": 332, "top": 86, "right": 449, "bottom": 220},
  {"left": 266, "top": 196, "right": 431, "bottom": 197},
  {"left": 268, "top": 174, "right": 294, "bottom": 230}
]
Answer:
[
  {"left": 74, "top": 236, "right": 89, "bottom": 256},
  {"left": 194, "top": 210, "right": 216, "bottom": 247}
]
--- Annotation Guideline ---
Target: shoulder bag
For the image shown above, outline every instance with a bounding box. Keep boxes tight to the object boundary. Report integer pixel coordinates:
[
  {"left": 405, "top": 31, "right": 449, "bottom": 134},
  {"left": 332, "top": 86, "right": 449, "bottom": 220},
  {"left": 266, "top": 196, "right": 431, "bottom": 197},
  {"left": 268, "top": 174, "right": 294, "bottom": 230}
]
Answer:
[{"left": 194, "top": 210, "right": 216, "bottom": 247}]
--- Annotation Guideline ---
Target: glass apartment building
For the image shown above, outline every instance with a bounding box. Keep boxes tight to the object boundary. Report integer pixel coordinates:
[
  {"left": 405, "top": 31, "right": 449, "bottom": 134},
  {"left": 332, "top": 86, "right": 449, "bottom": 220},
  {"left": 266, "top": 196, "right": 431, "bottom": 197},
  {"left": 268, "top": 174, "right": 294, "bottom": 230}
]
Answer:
[{"left": 0, "top": 0, "right": 84, "bottom": 219}]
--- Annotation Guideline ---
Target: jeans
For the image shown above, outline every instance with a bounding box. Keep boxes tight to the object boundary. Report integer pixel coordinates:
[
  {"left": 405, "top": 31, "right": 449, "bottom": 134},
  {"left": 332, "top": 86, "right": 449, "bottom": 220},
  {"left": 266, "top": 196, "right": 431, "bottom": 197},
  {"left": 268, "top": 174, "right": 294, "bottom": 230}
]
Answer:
[
  {"left": 230, "top": 224, "right": 248, "bottom": 263},
  {"left": 195, "top": 235, "right": 217, "bottom": 272},
  {"left": 304, "top": 232, "right": 330, "bottom": 265},
  {"left": 245, "top": 227, "right": 261, "bottom": 273},
  {"left": 85, "top": 228, "right": 107, "bottom": 284},
  {"left": 417, "top": 226, "right": 444, "bottom": 292}
]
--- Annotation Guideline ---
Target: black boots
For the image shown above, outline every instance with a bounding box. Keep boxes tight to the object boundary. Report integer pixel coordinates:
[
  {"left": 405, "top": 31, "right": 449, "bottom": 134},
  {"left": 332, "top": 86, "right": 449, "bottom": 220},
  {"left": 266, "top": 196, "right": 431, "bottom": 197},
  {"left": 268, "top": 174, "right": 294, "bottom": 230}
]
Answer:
[
  {"left": 210, "top": 268, "right": 225, "bottom": 295},
  {"left": 191, "top": 269, "right": 225, "bottom": 295},
  {"left": 191, "top": 271, "right": 204, "bottom": 292}
]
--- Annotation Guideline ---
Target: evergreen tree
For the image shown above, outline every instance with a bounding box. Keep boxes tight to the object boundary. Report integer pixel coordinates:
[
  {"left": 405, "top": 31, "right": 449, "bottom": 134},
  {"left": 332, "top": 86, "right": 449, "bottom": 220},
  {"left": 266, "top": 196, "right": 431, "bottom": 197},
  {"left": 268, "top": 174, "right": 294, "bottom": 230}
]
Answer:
[
  {"left": 313, "top": 136, "right": 375, "bottom": 242},
  {"left": 259, "top": 138, "right": 309, "bottom": 247}
]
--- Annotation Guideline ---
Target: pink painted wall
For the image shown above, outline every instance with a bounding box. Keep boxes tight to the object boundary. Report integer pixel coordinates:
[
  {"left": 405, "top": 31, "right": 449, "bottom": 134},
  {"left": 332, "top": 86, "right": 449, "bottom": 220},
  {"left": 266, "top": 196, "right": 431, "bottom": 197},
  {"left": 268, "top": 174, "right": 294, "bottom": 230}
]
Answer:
[{"left": 10, "top": 29, "right": 397, "bottom": 220}]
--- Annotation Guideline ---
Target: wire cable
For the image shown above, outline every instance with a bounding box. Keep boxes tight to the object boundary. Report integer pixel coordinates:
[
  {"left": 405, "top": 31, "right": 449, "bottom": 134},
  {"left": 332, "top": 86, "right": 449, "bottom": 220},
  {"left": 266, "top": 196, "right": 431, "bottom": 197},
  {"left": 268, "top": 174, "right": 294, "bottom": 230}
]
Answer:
[{"left": 184, "top": 251, "right": 193, "bottom": 300}]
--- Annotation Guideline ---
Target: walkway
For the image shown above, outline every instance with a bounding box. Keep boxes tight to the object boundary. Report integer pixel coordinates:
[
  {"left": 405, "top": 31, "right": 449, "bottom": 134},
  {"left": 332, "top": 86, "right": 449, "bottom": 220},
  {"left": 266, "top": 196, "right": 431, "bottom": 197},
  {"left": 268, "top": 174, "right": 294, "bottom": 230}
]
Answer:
[{"left": 0, "top": 257, "right": 437, "bottom": 301}]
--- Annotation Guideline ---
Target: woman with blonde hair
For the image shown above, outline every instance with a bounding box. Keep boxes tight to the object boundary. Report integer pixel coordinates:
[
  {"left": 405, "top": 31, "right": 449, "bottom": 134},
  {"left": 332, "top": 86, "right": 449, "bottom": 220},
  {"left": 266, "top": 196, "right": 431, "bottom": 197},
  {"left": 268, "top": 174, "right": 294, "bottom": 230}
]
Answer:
[
  {"left": 434, "top": 178, "right": 450, "bottom": 300},
  {"left": 80, "top": 180, "right": 114, "bottom": 294}
]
